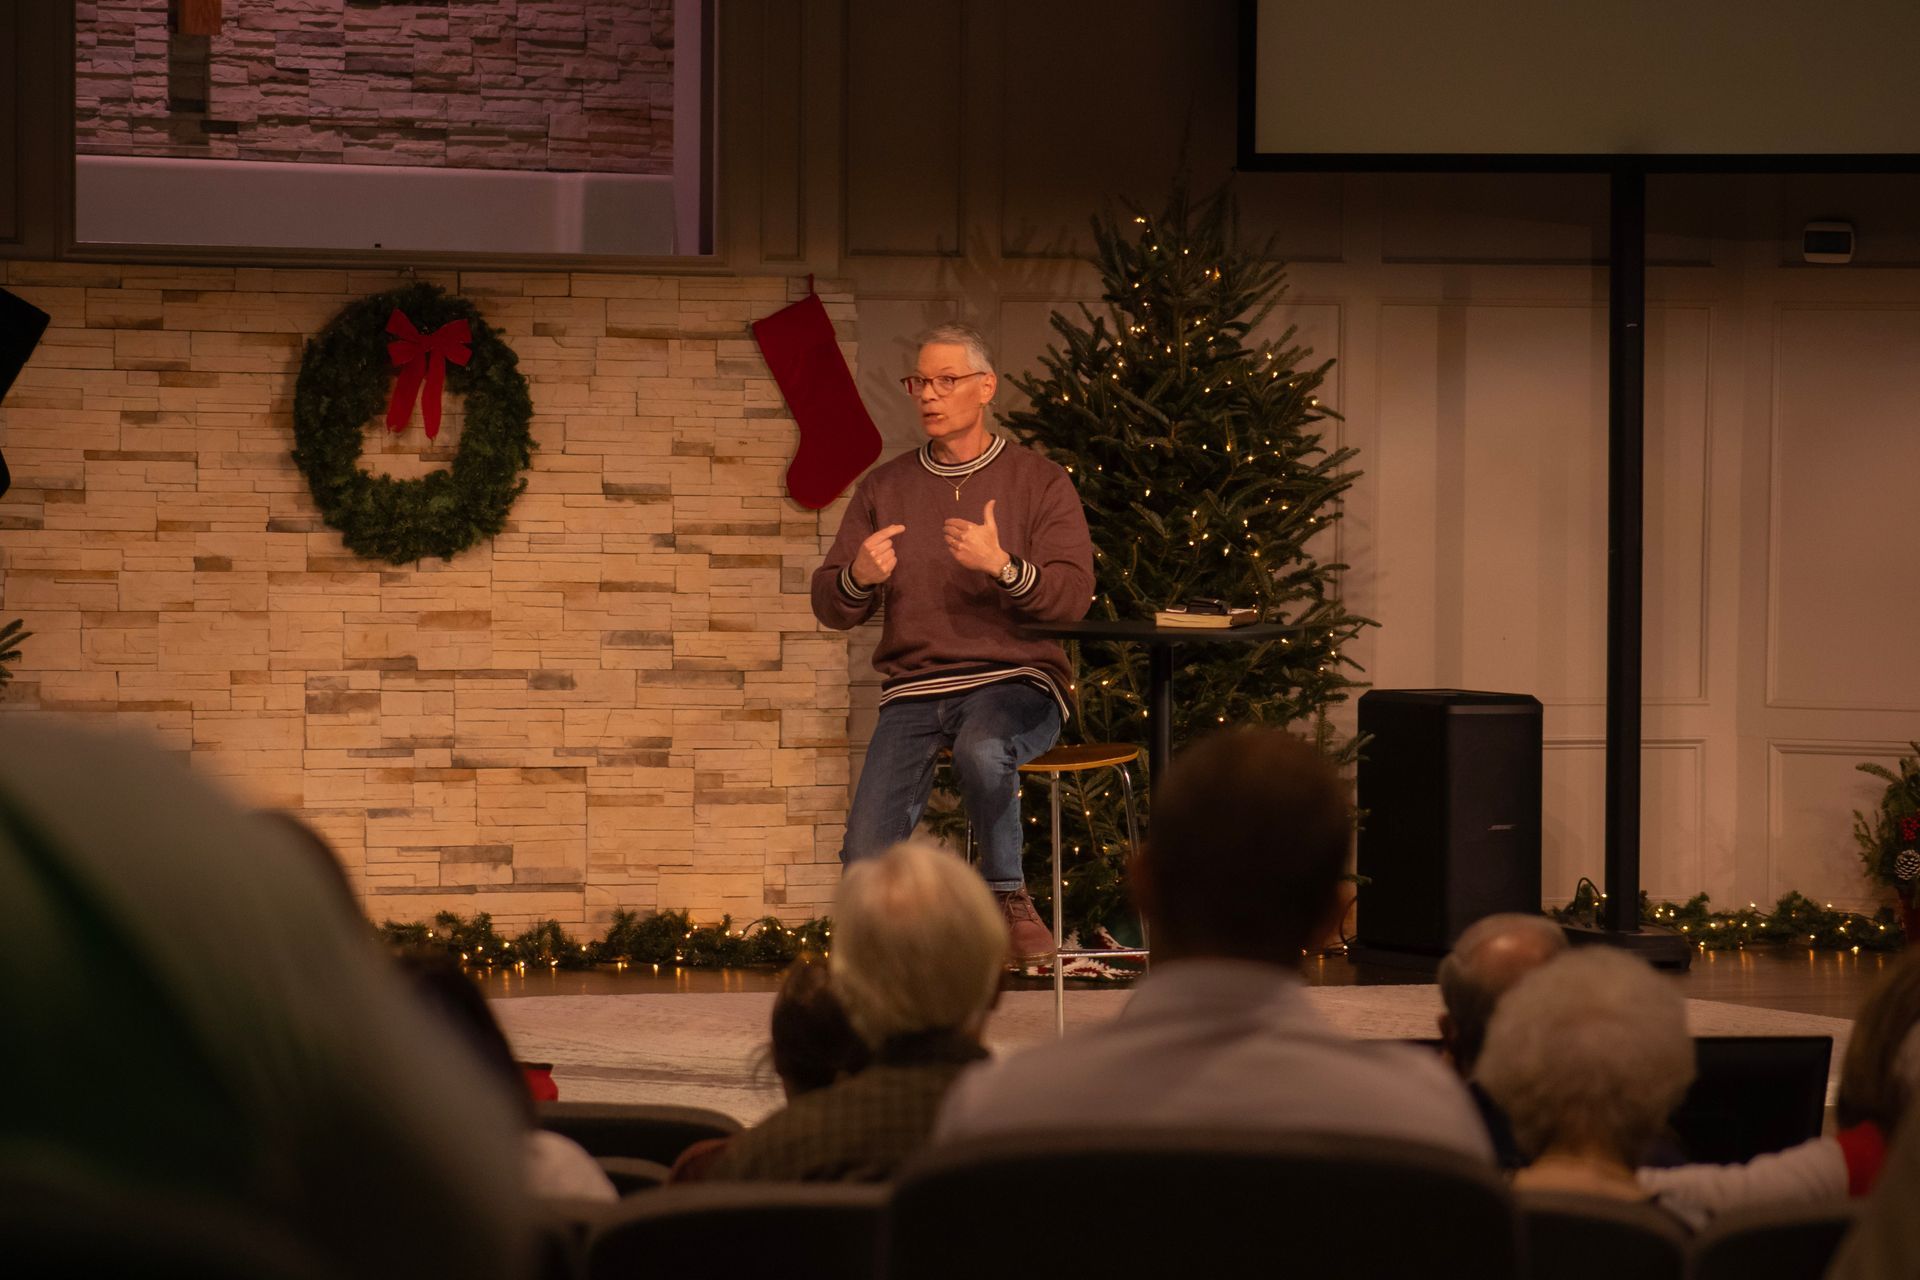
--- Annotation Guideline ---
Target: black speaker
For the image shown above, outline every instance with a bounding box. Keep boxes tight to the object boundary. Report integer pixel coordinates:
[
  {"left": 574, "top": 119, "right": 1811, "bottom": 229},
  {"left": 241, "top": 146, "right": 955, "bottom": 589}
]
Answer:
[
  {"left": 0, "top": 286, "right": 51, "bottom": 499},
  {"left": 1355, "top": 689, "right": 1543, "bottom": 955}
]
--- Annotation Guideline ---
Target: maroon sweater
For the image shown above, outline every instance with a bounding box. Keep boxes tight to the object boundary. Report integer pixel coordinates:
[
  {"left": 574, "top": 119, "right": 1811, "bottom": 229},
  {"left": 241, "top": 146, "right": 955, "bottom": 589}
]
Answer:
[{"left": 811, "top": 436, "right": 1094, "bottom": 717}]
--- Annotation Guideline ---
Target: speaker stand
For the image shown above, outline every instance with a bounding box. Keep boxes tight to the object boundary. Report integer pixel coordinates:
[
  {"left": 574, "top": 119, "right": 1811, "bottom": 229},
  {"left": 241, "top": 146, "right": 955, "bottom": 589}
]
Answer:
[
  {"left": 1560, "top": 924, "right": 1694, "bottom": 972},
  {"left": 1343, "top": 941, "right": 1443, "bottom": 975}
]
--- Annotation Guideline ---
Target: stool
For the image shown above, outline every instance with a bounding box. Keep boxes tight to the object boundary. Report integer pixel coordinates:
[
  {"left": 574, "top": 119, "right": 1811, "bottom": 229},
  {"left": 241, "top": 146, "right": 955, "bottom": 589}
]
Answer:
[{"left": 1017, "top": 743, "right": 1151, "bottom": 1034}]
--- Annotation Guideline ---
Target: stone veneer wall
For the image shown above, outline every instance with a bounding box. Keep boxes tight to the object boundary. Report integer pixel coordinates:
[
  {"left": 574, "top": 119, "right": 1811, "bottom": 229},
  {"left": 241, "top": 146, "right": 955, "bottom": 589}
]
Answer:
[
  {"left": 77, "top": 0, "right": 675, "bottom": 173},
  {"left": 0, "top": 261, "right": 851, "bottom": 931}
]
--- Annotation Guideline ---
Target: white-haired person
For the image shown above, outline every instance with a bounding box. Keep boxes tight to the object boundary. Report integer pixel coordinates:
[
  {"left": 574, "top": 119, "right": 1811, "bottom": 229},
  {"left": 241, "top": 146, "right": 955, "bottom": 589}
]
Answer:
[
  {"left": 1475, "top": 948, "right": 1696, "bottom": 1207},
  {"left": 1436, "top": 912, "right": 1570, "bottom": 1167},
  {"left": 705, "top": 839, "right": 1006, "bottom": 1182},
  {"left": 811, "top": 322, "right": 1093, "bottom": 963}
]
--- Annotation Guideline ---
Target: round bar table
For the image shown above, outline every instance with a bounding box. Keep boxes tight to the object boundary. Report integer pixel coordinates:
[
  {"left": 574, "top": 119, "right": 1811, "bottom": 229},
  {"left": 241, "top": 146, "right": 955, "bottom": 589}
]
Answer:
[{"left": 1020, "top": 619, "right": 1307, "bottom": 795}]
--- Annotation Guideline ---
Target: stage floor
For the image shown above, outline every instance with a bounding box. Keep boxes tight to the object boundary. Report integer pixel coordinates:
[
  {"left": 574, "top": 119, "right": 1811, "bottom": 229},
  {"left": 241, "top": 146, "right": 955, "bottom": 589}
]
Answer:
[{"left": 489, "top": 947, "right": 1875, "bottom": 1126}]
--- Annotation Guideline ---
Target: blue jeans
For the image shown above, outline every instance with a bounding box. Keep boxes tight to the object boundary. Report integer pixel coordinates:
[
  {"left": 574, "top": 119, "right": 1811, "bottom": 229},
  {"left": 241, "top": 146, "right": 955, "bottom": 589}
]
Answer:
[{"left": 841, "top": 681, "right": 1061, "bottom": 891}]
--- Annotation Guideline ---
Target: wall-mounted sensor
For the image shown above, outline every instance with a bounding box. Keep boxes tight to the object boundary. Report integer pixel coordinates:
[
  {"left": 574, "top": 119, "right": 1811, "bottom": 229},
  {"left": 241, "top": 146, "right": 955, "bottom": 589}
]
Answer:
[{"left": 1803, "top": 220, "right": 1854, "bottom": 264}]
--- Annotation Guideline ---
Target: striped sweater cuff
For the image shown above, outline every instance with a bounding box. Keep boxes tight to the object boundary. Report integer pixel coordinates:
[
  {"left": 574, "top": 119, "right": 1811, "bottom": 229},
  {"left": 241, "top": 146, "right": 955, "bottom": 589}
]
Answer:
[
  {"left": 993, "top": 555, "right": 1040, "bottom": 599},
  {"left": 838, "top": 565, "right": 876, "bottom": 603}
]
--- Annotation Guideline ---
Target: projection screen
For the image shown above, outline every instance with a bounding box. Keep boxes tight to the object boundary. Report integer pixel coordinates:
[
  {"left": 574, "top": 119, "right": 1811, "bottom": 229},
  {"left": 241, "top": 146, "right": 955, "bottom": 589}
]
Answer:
[{"left": 1239, "top": 0, "right": 1920, "bottom": 169}]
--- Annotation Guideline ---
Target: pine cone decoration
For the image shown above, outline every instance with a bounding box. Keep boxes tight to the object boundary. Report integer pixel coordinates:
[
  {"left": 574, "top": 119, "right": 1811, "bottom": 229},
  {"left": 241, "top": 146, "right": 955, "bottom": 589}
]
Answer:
[{"left": 1896, "top": 849, "right": 1920, "bottom": 882}]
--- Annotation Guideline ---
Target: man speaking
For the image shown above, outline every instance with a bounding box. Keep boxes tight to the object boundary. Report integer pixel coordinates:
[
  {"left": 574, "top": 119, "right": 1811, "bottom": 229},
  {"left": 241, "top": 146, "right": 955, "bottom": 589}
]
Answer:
[{"left": 811, "top": 323, "right": 1093, "bottom": 962}]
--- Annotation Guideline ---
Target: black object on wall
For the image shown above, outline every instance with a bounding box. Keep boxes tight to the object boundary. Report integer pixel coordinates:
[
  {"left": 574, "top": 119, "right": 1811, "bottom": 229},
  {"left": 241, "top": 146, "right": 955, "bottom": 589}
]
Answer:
[
  {"left": 0, "top": 287, "right": 52, "bottom": 499},
  {"left": 1354, "top": 689, "right": 1544, "bottom": 957}
]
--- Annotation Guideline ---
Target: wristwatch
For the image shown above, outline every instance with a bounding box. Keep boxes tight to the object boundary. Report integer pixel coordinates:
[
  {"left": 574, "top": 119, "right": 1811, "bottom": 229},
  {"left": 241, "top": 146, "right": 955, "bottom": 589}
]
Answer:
[{"left": 997, "top": 556, "right": 1019, "bottom": 586}]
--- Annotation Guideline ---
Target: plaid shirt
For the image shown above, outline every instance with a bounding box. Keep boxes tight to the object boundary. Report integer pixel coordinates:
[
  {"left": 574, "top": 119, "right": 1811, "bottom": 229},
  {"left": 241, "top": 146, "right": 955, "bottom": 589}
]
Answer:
[{"left": 708, "top": 1033, "right": 987, "bottom": 1183}]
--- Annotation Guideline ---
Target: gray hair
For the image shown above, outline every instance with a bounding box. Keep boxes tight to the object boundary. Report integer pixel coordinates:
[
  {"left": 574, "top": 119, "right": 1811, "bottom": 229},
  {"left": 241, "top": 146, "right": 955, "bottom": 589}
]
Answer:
[
  {"left": 1436, "top": 913, "right": 1569, "bottom": 1073},
  {"left": 1475, "top": 948, "right": 1695, "bottom": 1164},
  {"left": 828, "top": 840, "right": 1007, "bottom": 1049},
  {"left": 917, "top": 322, "right": 996, "bottom": 377}
]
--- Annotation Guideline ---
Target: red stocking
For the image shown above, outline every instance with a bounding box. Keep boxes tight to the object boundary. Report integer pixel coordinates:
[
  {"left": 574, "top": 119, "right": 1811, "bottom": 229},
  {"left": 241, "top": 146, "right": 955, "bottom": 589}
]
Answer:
[{"left": 752, "top": 288, "right": 882, "bottom": 510}]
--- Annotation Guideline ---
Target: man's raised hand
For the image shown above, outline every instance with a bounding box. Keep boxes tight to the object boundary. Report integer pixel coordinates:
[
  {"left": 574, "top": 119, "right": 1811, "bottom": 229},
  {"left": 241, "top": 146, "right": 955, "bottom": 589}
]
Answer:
[
  {"left": 943, "top": 499, "right": 1008, "bottom": 575},
  {"left": 851, "top": 523, "right": 907, "bottom": 587}
]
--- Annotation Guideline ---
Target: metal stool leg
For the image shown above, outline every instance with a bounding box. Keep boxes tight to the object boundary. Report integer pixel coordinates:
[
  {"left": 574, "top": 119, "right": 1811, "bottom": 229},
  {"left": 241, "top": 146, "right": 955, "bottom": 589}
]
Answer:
[
  {"left": 1050, "top": 770, "right": 1065, "bottom": 1035},
  {"left": 1115, "top": 760, "right": 1148, "bottom": 958}
]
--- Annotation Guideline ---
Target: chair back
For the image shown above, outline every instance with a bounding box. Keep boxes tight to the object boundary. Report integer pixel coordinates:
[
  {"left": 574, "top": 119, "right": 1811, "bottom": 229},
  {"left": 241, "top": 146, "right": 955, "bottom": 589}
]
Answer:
[
  {"left": 585, "top": 1183, "right": 886, "bottom": 1280},
  {"left": 885, "top": 1128, "right": 1519, "bottom": 1280},
  {"left": 1690, "top": 1200, "right": 1860, "bottom": 1280},
  {"left": 1517, "top": 1189, "right": 1687, "bottom": 1280},
  {"left": 0, "top": 1163, "right": 340, "bottom": 1280},
  {"left": 536, "top": 1100, "right": 741, "bottom": 1164}
]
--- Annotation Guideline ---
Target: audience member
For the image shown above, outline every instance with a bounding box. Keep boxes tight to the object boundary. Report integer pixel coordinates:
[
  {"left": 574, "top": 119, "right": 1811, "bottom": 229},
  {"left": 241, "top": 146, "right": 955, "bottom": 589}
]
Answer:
[
  {"left": 393, "top": 949, "right": 617, "bottom": 1203},
  {"left": 704, "top": 839, "right": 1005, "bottom": 1181},
  {"left": 255, "top": 806, "right": 361, "bottom": 912},
  {"left": 1637, "top": 944, "right": 1920, "bottom": 1219},
  {"left": 1475, "top": 948, "right": 1695, "bottom": 1205},
  {"left": 935, "top": 728, "right": 1493, "bottom": 1160},
  {"left": 1437, "top": 912, "right": 1569, "bottom": 1167},
  {"left": 0, "top": 718, "right": 531, "bottom": 1277},
  {"left": 769, "top": 955, "right": 873, "bottom": 1095},
  {"left": 671, "top": 957, "right": 870, "bottom": 1182},
  {"left": 1825, "top": 1082, "right": 1920, "bottom": 1280}
]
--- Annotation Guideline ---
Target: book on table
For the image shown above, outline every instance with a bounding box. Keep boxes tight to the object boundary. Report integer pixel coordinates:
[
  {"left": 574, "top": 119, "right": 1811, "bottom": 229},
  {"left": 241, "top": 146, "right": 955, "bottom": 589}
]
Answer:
[{"left": 1152, "top": 604, "right": 1261, "bottom": 628}]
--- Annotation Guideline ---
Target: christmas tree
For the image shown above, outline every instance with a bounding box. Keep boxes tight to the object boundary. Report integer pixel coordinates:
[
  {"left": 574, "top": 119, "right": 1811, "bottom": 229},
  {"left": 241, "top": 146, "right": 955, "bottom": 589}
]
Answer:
[{"left": 999, "top": 183, "right": 1374, "bottom": 941}]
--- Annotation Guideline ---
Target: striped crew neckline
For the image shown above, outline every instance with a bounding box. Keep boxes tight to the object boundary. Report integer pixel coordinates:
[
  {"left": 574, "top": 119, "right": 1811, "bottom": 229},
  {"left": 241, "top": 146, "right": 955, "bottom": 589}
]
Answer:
[{"left": 917, "top": 434, "right": 1006, "bottom": 478}]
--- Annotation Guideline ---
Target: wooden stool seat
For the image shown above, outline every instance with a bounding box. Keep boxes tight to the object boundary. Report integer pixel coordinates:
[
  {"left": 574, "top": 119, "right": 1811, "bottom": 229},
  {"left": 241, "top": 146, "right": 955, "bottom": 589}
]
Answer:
[
  {"left": 1018, "top": 744, "right": 1143, "bottom": 774},
  {"left": 939, "top": 739, "right": 1151, "bottom": 1033}
]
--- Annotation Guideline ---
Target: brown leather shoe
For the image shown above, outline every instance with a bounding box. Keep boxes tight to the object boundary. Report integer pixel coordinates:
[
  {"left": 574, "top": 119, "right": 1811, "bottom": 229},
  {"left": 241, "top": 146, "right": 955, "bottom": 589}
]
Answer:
[{"left": 996, "top": 887, "right": 1057, "bottom": 963}]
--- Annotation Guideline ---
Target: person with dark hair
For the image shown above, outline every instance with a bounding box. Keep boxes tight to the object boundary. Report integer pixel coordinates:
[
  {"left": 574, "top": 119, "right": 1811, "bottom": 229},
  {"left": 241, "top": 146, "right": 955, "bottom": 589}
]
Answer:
[
  {"left": 1828, "top": 1087, "right": 1920, "bottom": 1280},
  {"left": 392, "top": 950, "right": 616, "bottom": 1203},
  {"left": 767, "top": 957, "right": 872, "bottom": 1097},
  {"left": 671, "top": 958, "right": 872, "bottom": 1182},
  {"left": 1633, "top": 944, "right": 1920, "bottom": 1220},
  {"left": 934, "top": 729, "right": 1491, "bottom": 1158}
]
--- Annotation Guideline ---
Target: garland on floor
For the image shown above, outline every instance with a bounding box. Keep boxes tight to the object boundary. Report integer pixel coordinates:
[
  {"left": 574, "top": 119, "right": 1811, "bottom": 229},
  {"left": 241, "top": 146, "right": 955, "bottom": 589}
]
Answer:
[
  {"left": 1551, "top": 880, "right": 1902, "bottom": 953},
  {"left": 380, "top": 908, "right": 832, "bottom": 971},
  {"left": 382, "top": 884, "right": 1901, "bottom": 976}
]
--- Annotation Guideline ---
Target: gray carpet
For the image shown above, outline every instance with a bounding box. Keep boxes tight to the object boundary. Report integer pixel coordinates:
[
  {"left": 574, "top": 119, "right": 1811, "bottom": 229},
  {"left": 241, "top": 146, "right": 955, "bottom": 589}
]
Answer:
[{"left": 493, "top": 985, "right": 1852, "bottom": 1125}]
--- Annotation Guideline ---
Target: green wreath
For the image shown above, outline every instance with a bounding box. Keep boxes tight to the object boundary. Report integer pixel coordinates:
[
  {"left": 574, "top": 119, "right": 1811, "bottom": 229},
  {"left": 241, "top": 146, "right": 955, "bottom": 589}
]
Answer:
[{"left": 292, "top": 282, "right": 535, "bottom": 564}]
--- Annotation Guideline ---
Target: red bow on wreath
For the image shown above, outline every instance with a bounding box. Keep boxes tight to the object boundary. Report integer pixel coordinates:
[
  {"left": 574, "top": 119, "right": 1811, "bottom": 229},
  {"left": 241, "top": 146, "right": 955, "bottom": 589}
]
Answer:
[{"left": 385, "top": 310, "right": 471, "bottom": 440}]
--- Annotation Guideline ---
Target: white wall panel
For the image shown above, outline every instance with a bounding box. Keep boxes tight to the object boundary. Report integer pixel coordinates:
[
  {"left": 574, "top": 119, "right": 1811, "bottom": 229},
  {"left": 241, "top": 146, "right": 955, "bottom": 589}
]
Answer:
[
  {"left": 1373, "top": 301, "right": 1709, "bottom": 705},
  {"left": 1380, "top": 174, "right": 1608, "bottom": 264},
  {"left": 1542, "top": 740, "right": 1606, "bottom": 903},
  {"left": 852, "top": 295, "right": 964, "bottom": 450},
  {"left": 1543, "top": 739, "right": 1705, "bottom": 907},
  {"left": 994, "top": 295, "right": 1101, "bottom": 407},
  {"left": 1770, "top": 307, "right": 1920, "bottom": 710},
  {"left": 996, "top": 0, "right": 1237, "bottom": 260},
  {"left": 843, "top": 0, "right": 964, "bottom": 256},
  {"left": 1768, "top": 741, "right": 1907, "bottom": 912},
  {"left": 1643, "top": 306, "right": 1712, "bottom": 703},
  {"left": 1375, "top": 302, "right": 1609, "bottom": 701}
]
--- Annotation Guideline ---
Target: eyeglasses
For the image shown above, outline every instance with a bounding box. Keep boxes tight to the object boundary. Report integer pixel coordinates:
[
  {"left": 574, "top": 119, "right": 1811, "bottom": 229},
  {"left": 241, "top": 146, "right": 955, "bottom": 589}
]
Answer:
[{"left": 900, "top": 371, "right": 987, "bottom": 397}]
